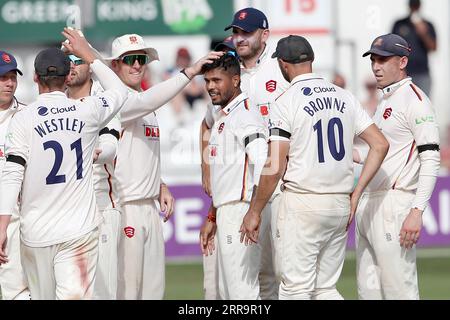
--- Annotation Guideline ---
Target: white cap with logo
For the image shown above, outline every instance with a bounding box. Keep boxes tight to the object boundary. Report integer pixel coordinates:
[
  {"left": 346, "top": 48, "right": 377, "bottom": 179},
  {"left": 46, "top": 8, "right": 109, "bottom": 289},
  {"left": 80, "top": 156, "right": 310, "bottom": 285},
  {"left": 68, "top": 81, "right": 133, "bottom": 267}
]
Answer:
[{"left": 105, "top": 34, "right": 159, "bottom": 62}]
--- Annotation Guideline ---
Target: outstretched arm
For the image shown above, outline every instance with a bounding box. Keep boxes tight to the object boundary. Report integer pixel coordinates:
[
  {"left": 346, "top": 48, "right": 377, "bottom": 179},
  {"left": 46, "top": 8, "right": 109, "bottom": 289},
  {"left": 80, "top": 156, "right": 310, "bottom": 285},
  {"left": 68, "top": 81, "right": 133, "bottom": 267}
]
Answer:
[{"left": 120, "top": 51, "right": 224, "bottom": 125}]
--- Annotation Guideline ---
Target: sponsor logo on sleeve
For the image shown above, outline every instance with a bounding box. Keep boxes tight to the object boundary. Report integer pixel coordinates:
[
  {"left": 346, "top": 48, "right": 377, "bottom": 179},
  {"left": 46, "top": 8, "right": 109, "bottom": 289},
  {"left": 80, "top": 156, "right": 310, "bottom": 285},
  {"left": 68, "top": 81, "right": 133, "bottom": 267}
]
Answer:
[{"left": 415, "top": 115, "right": 434, "bottom": 125}]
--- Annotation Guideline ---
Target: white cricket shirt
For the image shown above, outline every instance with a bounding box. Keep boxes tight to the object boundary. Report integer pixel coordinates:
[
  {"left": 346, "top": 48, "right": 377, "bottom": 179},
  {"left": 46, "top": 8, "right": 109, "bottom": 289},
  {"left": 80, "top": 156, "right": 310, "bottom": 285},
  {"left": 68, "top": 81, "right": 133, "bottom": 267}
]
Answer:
[
  {"left": 0, "top": 99, "right": 23, "bottom": 217},
  {"left": 364, "top": 78, "right": 439, "bottom": 192},
  {"left": 269, "top": 73, "right": 373, "bottom": 194},
  {"left": 209, "top": 93, "right": 268, "bottom": 208},
  {"left": 114, "top": 89, "right": 161, "bottom": 203},
  {"left": 0, "top": 60, "right": 128, "bottom": 247},
  {"left": 89, "top": 81, "right": 120, "bottom": 211}
]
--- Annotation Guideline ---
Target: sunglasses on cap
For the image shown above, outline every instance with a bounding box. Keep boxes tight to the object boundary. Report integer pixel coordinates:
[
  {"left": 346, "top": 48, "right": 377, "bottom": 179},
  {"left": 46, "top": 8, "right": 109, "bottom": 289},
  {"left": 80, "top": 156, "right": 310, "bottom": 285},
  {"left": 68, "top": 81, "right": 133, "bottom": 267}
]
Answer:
[
  {"left": 226, "top": 50, "right": 238, "bottom": 58},
  {"left": 120, "top": 54, "right": 150, "bottom": 66},
  {"left": 68, "top": 55, "right": 86, "bottom": 66}
]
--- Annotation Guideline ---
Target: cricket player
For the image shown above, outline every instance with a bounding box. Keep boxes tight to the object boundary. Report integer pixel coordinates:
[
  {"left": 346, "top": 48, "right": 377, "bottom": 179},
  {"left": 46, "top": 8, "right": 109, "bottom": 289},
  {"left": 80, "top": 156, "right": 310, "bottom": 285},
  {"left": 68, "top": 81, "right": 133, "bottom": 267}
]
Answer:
[
  {"left": 240, "top": 35, "right": 389, "bottom": 300},
  {"left": 200, "top": 53, "right": 268, "bottom": 299},
  {"left": 101, "top": 34, "right": 222, "bottom": 299},
  {"left": 66, "top": 54, "right": 121, "bottom": 300},
  {"left": 0, "top": 50, "right": 30, "bottom": 300},
  {"left": 356, "top": 33, "right": 440, "bottom": 299},
  {"left": 0, "top": 29, "right": 129, "bottom": 299},
  {"left": 200, "top": 7, "right": 289, "bottom": 300}
]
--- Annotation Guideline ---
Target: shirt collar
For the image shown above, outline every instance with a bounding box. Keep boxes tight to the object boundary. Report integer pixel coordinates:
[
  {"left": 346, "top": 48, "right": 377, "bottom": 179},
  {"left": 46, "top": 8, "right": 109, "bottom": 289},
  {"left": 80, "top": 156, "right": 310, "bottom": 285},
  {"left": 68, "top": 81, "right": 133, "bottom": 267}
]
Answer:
[
  {"left": 39, "top": 91, "right": 67, "bottom": 99},
  {"left": 220, "top": 92, "right": 249, "bottom": 116},
  {"left": 381, "top": 77, "right": 411, "bottom": 98},
  {"left": 290, "top": 73, "right": 323, "bottom": 86}
]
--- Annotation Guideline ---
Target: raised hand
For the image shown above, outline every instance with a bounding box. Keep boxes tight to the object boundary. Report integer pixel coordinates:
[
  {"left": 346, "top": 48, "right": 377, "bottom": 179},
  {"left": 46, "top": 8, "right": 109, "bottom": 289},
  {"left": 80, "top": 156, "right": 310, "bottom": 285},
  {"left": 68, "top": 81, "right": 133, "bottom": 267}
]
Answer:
[{"left": 61, "top": 27, "right": 96, "bottom": 64}]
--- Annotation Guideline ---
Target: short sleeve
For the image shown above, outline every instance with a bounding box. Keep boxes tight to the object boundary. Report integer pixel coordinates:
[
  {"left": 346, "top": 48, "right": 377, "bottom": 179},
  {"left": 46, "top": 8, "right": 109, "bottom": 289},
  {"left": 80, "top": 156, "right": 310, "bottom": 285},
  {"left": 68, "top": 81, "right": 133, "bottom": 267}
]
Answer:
[
  {"left": 268, "top": 96, "right": 292, "bottom": 142},
  {"left": 233, "top": 108, "right": 268, "bottom": 148},
  {"left": 354, "top": 98, "right": 374, "bottom": 136},
  {"left": 204, "top": 104, "right": 215, "bottom": 129},
  {"left": 5, "top": 111, "right": 31, "bottom": 162},
  {"left": 406, "top": 97, "right": 439, "bottom": 146}
]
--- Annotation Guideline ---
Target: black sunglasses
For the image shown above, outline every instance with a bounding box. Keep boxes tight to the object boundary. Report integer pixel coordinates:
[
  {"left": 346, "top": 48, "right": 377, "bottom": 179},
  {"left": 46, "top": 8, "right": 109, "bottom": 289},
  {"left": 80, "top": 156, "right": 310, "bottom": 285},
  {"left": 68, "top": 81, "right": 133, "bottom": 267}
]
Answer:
[{"left": 121, "top": 54, "right": 150, "bottom": 66}]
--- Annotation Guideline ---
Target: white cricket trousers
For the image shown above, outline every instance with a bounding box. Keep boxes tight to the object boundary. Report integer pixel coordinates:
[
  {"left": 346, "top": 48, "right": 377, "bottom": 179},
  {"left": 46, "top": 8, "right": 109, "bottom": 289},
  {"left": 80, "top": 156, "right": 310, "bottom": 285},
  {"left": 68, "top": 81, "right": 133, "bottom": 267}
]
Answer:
[
  {"left": 20, "top": 229, "right": 99, "bottom": 300},
  {"left": 0, "top": 215, "right": 30, "bottom": 300},
  {"left": 202, "top": 236, "right": 219, "bottom": 300},
  {"left": 203, "top": 197, "right": 280, "bottom": 300},
  {"left": 277, "top": 191, "right": 349, "bottom": 300},
  {"left": 259, "top": 194, "right": 280, "bottom": 300},
  {"left": 356, "top": 190, "right": 419, "bottom": 300},
  {"left": 216, "top": 201, "right": 261, "bottom": 300},
  {"left": 117, "top": 199, "right": 165, "bottom": 300},
  {"left": 93, "top": 208, "right": 121, "bottom": 300}
]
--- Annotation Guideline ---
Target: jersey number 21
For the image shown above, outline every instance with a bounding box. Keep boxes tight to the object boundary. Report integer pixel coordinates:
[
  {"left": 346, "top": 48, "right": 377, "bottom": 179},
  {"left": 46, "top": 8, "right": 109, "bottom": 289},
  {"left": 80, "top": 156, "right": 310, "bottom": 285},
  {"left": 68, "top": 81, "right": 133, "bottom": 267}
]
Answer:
[{"left": 43, "top": 138, "right": 83, "bottom": 184}]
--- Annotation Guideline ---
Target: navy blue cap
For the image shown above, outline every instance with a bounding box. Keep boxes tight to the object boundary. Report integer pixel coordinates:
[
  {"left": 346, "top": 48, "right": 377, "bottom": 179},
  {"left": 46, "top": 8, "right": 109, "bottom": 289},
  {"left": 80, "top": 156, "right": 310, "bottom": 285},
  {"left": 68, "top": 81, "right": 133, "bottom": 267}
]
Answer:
[
  {"left": 0, "top": 51, "right": 23, "bottom": 76},
  {"left": 224, "top": 7, "right": 268, "bottom": 32},
  {"left": 214, "top": 36, "right": 235, "bottom": 51},
  {"left": 34, "top": 48, "right": 70, "bottom": 77},
  {"left": 363, "top": 33, "right": 411, "bottom": 58}
]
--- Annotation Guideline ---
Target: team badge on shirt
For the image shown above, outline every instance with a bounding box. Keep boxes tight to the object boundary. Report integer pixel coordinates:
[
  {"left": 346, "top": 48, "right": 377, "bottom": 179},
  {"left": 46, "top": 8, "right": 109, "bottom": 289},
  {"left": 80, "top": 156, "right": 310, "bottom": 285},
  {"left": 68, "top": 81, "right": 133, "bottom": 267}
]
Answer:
[
  {"left": 266, "top": 80, "right": 277, "bottom": 93},
  {"left": 383, "top": 107, "right": 392, "bottom": 120},
  {"left": 124, "top": 226, "right": 135, "bottom": 238},
  {"left": 218, "top": 122, "right": 225, "bottom": 134}
]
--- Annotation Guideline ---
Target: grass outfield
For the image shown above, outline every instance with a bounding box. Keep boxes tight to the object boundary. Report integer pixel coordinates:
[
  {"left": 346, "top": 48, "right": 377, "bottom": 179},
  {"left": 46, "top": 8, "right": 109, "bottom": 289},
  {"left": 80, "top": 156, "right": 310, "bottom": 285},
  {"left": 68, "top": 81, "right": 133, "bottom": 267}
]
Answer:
[{"left": 164, "top": 248, "right": 450, "bottom": 300}]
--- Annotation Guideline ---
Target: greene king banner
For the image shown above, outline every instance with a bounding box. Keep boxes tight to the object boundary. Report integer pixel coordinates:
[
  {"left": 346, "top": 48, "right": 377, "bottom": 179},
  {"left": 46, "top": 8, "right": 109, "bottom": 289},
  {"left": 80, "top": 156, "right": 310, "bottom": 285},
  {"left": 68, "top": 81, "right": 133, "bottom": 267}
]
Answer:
[
  {"left": 0, "top": 0, "right": 232, "bottom": 43},
  {"left": 163, "top": 177, "right": 450, "bottom": 258}
]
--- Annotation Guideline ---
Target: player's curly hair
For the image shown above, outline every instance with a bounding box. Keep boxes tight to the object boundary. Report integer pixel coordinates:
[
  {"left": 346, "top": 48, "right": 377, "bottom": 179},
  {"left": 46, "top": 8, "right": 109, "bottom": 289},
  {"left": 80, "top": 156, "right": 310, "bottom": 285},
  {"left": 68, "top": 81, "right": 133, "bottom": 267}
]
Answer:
[{"left": 201, "top": 52, "right": 240, "bottom": 76}]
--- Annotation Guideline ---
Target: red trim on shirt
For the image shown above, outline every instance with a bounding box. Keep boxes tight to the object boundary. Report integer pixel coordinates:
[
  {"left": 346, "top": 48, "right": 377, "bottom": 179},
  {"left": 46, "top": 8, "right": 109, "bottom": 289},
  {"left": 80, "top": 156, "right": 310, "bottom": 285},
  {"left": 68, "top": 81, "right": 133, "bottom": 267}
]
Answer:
[
  {"left": 410, "top": 84, "right": 422, "bottom": 101},
  {"left": 240, "top": 155, "right": 249, "bottom": 201},
  {"left": 104, "top": 164, "right": 116, "bottom": 208},
  {"left": 392, "top": 141, "right": 416, "bottom": 189},
  {"left": 244, "top": 99, "right": 250, "bottom": 110}
]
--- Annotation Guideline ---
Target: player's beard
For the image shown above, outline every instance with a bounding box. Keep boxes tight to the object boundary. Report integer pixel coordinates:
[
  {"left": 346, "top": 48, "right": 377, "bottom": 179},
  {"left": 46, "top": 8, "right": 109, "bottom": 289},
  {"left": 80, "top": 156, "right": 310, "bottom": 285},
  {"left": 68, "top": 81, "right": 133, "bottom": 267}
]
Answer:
[
  {"left": 67, "top": 70, "right": 89, "bottom": 87},
  {"left": 236, "top": 32, "right": 264, "bottom": 62}
]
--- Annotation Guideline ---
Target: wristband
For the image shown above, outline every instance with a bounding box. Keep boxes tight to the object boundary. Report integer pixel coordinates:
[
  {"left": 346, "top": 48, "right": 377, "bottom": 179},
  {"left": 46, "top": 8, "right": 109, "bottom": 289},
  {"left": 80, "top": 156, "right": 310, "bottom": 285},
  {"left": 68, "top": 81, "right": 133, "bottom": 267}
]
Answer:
[{"left": 207, "top": 212, "right": 216, "bottom": 223}]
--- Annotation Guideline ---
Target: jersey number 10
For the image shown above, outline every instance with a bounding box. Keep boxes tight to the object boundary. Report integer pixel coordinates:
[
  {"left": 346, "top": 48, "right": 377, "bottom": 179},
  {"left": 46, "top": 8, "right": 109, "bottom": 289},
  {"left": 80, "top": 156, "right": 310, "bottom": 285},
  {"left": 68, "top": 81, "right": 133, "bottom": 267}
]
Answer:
[
  {"left": 43, "top": 138, "right": 83, "bottom": 184},
  {"left": 313, "top": 117, "right": 345, "bottom": 163}
]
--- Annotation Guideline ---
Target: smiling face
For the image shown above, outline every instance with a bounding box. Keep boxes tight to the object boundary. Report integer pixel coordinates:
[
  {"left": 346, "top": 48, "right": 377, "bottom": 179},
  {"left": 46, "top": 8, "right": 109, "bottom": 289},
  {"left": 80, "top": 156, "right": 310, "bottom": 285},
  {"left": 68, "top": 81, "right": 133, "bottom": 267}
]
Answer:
[
  {"left": 204, "top": 68, "right": 240, "bottom": 107},
  {"left": 370, "top": 54, "right": 408, "bottom": 89},
  {"left": 111, "top": 50, "right": 149, "bottom": 91},
  {"left": 0, "top": 71, "right": 18, "bottom": 110}
]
